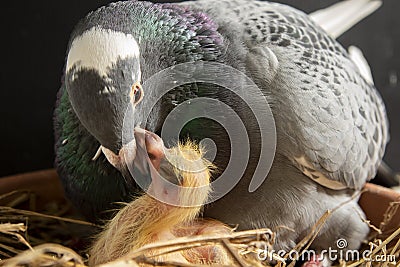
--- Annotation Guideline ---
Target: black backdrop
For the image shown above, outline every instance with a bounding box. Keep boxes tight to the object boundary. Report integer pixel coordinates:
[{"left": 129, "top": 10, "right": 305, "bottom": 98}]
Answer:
[{"left": 1, "top": 0, "right": 399, "bottom": 177}]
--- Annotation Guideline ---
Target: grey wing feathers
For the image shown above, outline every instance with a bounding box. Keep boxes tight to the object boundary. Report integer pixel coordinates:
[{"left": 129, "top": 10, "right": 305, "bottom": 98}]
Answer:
[{"left": 182, "top": 0, "right": 389, "bottom": 190}]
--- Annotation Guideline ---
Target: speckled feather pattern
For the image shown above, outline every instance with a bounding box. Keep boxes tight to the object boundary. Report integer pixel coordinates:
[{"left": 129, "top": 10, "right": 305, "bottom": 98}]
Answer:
[{"left": 181, "top": 0, "right": 389, "bottom": 190}]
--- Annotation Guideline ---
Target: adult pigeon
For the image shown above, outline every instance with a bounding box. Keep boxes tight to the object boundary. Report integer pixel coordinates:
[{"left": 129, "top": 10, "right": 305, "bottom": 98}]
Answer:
[{"left": 54, "top": 0, "right": 389, "bottom": 253}]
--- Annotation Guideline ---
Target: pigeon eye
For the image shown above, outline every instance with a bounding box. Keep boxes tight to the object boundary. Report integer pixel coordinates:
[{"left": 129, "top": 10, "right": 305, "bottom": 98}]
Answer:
[{"left": 131, "top": 82, "right": 143, "bottom": 105}]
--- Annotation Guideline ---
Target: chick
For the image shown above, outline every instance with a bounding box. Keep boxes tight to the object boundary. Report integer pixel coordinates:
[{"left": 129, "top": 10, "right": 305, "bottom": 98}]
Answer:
[{"left": 89, "top": 142, "right": 232, "bottom": 266}]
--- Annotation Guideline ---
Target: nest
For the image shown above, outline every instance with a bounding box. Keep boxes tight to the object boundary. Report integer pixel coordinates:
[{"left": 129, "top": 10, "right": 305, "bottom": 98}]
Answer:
[{"left": 0, "top": 188, "right": 399, "bottom": 267}]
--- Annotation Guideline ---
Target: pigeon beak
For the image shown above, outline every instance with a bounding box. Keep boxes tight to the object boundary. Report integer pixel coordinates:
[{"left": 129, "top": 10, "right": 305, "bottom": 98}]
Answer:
[{"left": 100, "top": 128, "right": 166, "bottom": 190}]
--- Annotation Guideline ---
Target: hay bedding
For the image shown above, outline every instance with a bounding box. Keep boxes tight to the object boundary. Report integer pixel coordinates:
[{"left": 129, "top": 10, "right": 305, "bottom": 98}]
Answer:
[
  {"left": 0, "top": 189, "right": 273, "bottom": 267},
  {"left": 0, "top": 190, "right": 95, "bottom": 260},
  {"left": 0, "top": 188, "right": 399, "bottom": 267},
  {"left": 0, "top": 164, "right": 399, "bottom": 267}
]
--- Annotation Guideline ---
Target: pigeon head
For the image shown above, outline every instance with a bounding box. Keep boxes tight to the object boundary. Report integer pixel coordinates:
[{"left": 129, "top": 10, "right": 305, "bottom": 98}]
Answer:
[
  {"left": 64, "top": 1, "right": 225, "bottom": 188},
  {"left": 65, "top": 26, "right": 164, "bottom": 185},
  {"left": 66, "top": 27, "right": 140, "bottom": 151}
]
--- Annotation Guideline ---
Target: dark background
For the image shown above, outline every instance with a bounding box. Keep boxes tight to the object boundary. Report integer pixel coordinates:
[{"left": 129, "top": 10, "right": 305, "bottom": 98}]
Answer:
[{"left": 1, "top": 0, "right": 399, "bottom": 177}]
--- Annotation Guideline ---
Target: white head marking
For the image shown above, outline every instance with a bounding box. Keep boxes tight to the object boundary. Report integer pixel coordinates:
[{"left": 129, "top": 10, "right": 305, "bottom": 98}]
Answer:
[{"left": 67, "top": 27, "right": 140, "bottom": 77}]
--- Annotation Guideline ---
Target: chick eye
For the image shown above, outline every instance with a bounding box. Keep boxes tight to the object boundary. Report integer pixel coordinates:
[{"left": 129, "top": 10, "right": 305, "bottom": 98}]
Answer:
[{"left": 131, "top": 83, "right": 143, "bottom": 105}]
